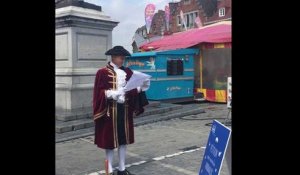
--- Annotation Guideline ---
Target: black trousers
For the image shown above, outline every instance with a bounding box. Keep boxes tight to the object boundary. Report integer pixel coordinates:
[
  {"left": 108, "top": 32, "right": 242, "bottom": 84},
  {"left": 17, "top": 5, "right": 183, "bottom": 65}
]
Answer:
[{"left": 117, "top": 103, "right": 126, "bottom": 145}]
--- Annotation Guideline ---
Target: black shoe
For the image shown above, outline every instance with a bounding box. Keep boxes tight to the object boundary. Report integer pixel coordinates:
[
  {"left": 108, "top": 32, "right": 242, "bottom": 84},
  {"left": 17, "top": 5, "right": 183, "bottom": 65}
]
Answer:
[{"left": 117, "top": 169, "right": 135, "bottom": 175}]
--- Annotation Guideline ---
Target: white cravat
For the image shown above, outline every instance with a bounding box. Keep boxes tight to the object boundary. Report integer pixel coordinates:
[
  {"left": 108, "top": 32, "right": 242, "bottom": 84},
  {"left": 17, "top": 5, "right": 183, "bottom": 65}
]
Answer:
[{"left": 110, "top": 62, "right": 127, "bottom": 103}]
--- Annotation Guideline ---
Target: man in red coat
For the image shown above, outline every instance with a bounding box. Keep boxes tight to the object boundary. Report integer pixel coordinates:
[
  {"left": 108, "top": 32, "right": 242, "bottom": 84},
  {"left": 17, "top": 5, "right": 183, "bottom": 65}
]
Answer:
[{"left": 93, "top": 46, "right": 150, "bottom": 175}]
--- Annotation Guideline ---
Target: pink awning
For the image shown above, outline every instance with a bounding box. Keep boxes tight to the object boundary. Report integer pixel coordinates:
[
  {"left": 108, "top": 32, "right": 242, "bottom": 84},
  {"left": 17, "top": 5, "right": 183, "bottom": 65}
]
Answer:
[{"left": 140, "top": 24, "right": 231, "bottom": 51}]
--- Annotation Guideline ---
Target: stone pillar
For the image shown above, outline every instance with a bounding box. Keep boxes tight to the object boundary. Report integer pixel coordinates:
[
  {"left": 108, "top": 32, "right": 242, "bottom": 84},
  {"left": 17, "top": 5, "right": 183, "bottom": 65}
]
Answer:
[{"left": 55, "top": 1, "right": 118, "bottom": 121}]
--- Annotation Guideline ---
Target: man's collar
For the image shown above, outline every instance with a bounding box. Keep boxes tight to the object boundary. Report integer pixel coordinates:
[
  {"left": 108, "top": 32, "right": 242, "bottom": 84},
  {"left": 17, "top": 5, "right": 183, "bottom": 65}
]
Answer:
[
  {"left": 109, "top": 61, "right": 126, "bottom": 70},
  {"left": 109, "top": 61, "right": 119, "bottom": 69}
]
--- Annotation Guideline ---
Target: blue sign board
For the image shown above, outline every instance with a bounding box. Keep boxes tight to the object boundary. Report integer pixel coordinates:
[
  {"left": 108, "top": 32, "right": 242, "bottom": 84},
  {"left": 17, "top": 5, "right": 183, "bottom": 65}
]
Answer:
[{"left": 199, "top": 120, "right": 231, "bottom": 175}]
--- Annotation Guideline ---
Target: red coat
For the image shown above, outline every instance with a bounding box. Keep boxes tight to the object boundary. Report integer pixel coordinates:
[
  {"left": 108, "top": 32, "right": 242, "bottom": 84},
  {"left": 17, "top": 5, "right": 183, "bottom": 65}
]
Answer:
[{"left": 93, "top": 62, "right": 144, "bottom": 149}]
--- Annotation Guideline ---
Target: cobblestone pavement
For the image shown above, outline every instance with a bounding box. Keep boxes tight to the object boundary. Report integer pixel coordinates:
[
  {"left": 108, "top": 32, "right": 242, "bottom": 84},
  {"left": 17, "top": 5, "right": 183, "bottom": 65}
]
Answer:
[{"left": 56, "top": 103, "right": 231, "bottom": 175}]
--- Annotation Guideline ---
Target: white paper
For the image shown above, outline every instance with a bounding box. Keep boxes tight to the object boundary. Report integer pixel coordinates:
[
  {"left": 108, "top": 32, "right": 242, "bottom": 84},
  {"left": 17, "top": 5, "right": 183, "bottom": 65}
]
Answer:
[{"left": 124, "top": 70, "right": 151, "bottom": 92}]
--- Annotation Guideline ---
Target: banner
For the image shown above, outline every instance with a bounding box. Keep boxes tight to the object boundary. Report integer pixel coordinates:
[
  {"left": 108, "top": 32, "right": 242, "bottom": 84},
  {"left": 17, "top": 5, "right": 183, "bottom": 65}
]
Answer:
[
  {"left": 165, "top": 5, "right": 170, "bottom": 31},
  {"left": 180, "top": 10, "right": 187, "bottom": 31},
  {"left": 195, "top": 16, "right": 203, "bottom": 28},
  {"left": 145, "top": 4, "right": 156, "bottom": 34},
  {"left": 227, "top": 77, "right": 232, "bottom": 108}
]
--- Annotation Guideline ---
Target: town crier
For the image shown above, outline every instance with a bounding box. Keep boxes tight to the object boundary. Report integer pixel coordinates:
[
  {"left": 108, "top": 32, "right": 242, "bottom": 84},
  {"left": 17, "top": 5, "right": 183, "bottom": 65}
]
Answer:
[{"left": 93, "top": 46, "right": 150, "bottom": 175}]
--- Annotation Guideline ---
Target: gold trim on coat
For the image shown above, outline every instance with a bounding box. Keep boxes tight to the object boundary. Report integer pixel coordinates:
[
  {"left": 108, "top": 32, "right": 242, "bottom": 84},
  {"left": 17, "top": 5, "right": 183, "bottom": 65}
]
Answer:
[
  {"left": 93, "top": 109, "right": 107, "bottom": 120},
  {"left": 125, "top": 102, "right": 129, "bottom": 144}
]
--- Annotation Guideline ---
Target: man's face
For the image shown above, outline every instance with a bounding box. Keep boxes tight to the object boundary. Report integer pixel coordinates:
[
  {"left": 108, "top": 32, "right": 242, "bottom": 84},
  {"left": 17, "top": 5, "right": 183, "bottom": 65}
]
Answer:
[{"left": 112, "top": 55, "right": 125, "bottom": 67}]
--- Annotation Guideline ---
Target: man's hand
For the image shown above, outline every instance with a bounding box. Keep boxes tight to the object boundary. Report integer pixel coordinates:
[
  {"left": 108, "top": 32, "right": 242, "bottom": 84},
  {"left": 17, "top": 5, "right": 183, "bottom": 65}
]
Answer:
[
  {"left": 105, "top": 90, "right": 122, "bottom": 100},
  {"left": 117, "top": 95, "right": 125, "bottom": 103},
  {"left": 106, "top": 87, "right": 126, "bottom": 102},
  {"left": 116, "top": 87, "right": 126, "bottom": 103},
  {"left": 137, "top": 86, "right": 141, "bottom": 93},
  {"left": 117, "top": 87, "right": 125, "bottom": 96},
  {"left": 140, "top": 79, "right": 150, "bottom": 92}
]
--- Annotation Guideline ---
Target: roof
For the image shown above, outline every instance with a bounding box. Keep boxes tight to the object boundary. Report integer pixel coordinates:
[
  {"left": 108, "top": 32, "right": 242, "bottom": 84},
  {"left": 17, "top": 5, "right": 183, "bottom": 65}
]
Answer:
[
  {"left": 133, "top": 34, "right": 162, "bottom": 48},
  {"left": 140, "top": 21, "right": 231, "bottom": 51},
  {"left": 129, "top": 48, "right": 199, "bottom": 58}
]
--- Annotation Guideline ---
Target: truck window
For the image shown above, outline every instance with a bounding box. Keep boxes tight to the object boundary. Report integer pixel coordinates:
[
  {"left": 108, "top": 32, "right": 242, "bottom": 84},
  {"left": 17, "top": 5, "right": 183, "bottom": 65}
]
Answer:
[{"left": 167, "top": 59, "right": 183, "bottom": 75}]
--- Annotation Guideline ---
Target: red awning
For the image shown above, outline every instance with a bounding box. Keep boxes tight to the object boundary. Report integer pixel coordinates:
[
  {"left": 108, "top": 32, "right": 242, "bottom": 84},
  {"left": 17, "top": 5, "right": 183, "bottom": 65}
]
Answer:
[{"left": 140, "top": 23, "right": 231, "bottom": 51}]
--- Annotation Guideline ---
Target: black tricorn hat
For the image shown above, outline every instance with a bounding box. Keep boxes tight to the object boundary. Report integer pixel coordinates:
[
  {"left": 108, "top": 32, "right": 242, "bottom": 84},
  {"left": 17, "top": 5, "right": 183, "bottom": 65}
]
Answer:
[{"left": 105, "top": 46, "right": 131, "bottom": 56}]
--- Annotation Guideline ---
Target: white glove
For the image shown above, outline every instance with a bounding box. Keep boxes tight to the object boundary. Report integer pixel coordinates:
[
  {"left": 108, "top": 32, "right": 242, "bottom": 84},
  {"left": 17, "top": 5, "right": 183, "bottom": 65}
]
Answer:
[
  {"left": 118, "top": 87, "right": 125, "bottom": 96},
  {"left": 137, "top": 86, "right": 141, "bottom": 93},
  {"left": 105, "top": 90, "right": 122, "bottom": 100},
  {"left": 117, "top": 95, "right": 125, "bottom": 103},
  {"left": 141, "top": 79, "right": 150, "bottom": 91},
  {"left": 116, "top": 87, "right": 125, "bottom": 103}
]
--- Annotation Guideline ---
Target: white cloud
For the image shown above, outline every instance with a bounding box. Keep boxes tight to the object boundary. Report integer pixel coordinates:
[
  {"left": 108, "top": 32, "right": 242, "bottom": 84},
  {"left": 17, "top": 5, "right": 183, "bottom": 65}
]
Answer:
[{"left": 85, "top": 0, "right": 170, "bottom": 53}]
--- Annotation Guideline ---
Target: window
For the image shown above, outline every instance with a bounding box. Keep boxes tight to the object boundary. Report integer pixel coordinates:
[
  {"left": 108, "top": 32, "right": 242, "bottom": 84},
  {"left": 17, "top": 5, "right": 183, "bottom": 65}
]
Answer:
[
  {"left": 167, "top": 59, "right": 184, "bottom": 75},
  {"left": 180, "top": 11, "right": 201, "bottom": 29},
  {"left": 183, "top": 0, "right": 191, "bottom": 5},
  {"left": 190, "top": 13, "right": 194, "bottom": 27},
  {"left": 177, "top": 16, "right": 181, "bottom": 26},
  {"left": 219, "top": 8, "right": 225, "bottom": 17},
  {"left": 186, "top": 14, "right": 190, "bottom": 27}
]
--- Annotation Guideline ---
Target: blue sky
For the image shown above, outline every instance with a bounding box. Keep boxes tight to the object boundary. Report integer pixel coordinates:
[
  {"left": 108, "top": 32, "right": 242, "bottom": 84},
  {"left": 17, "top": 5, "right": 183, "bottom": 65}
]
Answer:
[{"left": 85, "top": 0, "right": 173, "bottom": 52}]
